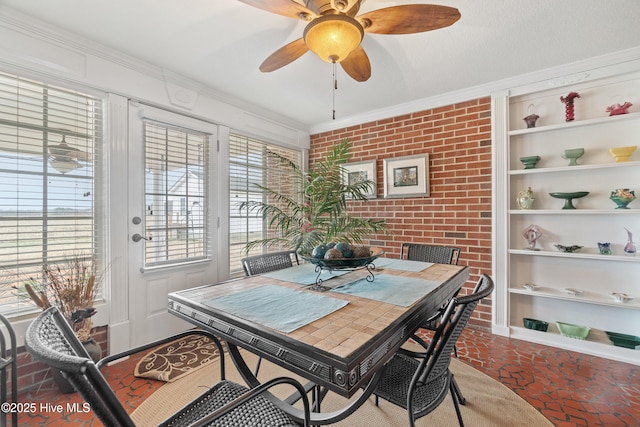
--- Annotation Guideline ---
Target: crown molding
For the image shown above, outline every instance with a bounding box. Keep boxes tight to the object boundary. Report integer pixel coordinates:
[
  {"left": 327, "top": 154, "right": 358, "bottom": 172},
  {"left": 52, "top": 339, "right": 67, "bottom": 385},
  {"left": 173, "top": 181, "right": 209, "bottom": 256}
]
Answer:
[
  {"left": 309, "top": 46, "right": 640, "bottom": 135},
  {"left": 0, "top": 6, "right": 309, "bottom": 133}
]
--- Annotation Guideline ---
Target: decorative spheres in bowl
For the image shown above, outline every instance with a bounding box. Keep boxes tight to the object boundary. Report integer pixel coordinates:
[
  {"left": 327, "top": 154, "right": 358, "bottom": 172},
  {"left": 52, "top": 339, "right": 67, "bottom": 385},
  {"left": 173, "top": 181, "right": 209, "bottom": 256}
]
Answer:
[{"left": 609, "top": 145, "right": 636, "bottom": 162}]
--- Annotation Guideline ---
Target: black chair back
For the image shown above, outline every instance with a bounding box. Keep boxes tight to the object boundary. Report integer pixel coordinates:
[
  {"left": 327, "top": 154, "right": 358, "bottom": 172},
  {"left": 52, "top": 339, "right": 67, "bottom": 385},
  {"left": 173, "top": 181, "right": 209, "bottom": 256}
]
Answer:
[
  {"left": 241, "top": 250, "right": 299, "bottom": 276},
  {"left": 1, "top": 313, "right": 18, "bottom": 427},
  {"left": 375, "top": 274, "right": 494, "bottom": 427},
  {"left": 401, "top": 243, "right": 461, "bottom": 265},
  {"left": 25, "top": 307, "right": 135, "bottom": 427},
  {"left": 25, "top": 307, "right": 309, "bottom": 427}
]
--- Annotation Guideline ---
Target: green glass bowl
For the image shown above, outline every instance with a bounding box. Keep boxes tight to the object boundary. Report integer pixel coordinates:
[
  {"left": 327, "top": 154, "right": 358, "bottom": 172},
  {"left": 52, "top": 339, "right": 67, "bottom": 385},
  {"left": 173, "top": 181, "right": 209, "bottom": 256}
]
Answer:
[
  {"left": 523, "top": 318, "right": 548, "bottom": 332},
  {"left": 549, "top": 192, "right": 589, "bottom": 209},
  {"left": 556, "top": 322, "right": 590, "bottom": 340},
  {"left": 519, "top": 155, "right": 541, "bottom": 169},
  {"left": 605, "top": 331, "right": 640, "bottom": 349}
]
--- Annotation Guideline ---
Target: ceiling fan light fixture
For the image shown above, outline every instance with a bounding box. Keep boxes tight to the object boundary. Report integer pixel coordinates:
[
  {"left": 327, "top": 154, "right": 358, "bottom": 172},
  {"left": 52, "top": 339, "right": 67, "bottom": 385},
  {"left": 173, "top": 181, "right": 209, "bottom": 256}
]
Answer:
[
  {"left": 303, "top": 15, "right": 363, "bottom": 63},
  {"left": 50, "top": 157, "right": 82, "bottom": 174}
]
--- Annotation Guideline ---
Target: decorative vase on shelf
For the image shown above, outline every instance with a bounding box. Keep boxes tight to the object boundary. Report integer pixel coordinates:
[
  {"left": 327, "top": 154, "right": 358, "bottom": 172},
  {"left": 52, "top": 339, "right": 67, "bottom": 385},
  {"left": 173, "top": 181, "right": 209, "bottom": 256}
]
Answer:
[
  {"left": 522, "top": 224, "right": 542, "bottom": 251},
  {"left": 523, "top": 114, "right": 539, "bottom": 128},
  {"left": 606, "top": 102, "right": 632, "bottom": 116},
  {"left": 624, "top": 228, "right": 636, "bottom": 256},
  {"left": 517, "top": 187, "right": 535, "bottom": 209},
  {"left": 597, "top": 242, "right": 612, "bottom": 255},
  {"left": 610, "top": 188, "right": 636, "bottom": 209},
  {"left": 560, "top": 91, "right": 580, "bottom": 122},
  {"left": 523, "top": 104, "right": 539, "bottom": 128}
]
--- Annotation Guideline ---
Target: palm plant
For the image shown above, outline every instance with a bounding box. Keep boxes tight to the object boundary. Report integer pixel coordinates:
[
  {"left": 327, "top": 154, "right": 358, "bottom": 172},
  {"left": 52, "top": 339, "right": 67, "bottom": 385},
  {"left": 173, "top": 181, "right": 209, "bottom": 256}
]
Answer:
[{"left": 239, "top": 138, "right": 387, "bottom": 255}]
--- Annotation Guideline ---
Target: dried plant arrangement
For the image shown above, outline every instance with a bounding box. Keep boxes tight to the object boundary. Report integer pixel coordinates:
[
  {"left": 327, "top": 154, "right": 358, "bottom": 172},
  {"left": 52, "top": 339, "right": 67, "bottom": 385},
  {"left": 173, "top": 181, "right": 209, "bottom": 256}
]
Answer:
[{"left": 21, "top": 253, "right": 101, "bottom": 342}]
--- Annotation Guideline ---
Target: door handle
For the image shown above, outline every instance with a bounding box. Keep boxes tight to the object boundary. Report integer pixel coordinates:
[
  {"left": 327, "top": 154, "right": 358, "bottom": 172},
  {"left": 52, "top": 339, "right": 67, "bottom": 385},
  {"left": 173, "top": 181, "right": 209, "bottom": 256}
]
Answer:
[{"left": 132, "top": 233, "right": 152, "bottom": 242}]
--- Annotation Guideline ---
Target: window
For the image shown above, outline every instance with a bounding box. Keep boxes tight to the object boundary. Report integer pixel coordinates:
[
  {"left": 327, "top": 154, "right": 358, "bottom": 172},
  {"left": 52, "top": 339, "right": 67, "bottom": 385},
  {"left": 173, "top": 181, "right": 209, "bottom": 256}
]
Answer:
[
  {"left": 143, "top": 120, "right": 209, "bottom": 267},
  {"left": 229, "top": 133, "right": 303, "bottom": 274},
  {"left": 0, "top": 71, "right": 103, "bottom": 315}
]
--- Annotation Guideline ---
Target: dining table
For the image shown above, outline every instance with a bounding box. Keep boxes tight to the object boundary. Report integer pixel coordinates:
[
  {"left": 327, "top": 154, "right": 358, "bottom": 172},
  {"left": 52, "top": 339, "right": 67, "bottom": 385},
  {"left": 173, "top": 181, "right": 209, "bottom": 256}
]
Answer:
[{"left": 168, "top": 255, "right": 469, "bottom": 425}]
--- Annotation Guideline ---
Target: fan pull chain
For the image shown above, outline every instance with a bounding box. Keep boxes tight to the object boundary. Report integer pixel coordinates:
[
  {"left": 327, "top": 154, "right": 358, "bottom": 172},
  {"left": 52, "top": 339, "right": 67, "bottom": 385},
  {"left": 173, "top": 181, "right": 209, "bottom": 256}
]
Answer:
[{"left": 332, "top": 61, "right": 337, "bottom": 120}]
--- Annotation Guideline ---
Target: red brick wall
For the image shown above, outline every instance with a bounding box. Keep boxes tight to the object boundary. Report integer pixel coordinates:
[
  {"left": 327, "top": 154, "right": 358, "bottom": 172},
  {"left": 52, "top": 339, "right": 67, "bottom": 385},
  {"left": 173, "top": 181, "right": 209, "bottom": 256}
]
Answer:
[
  {"left": 310, "top": 97, "right": 493, "bottom": 328},
  {"left": 11, "top": 325, "right": 107, "bottom": 393}
]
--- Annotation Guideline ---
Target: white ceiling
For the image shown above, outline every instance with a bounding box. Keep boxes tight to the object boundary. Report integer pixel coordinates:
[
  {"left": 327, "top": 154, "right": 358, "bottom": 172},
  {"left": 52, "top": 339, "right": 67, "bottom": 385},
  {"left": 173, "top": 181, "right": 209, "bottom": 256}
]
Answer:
[{"left": 3, "top": 0, "right": 640, "bottom": 131}]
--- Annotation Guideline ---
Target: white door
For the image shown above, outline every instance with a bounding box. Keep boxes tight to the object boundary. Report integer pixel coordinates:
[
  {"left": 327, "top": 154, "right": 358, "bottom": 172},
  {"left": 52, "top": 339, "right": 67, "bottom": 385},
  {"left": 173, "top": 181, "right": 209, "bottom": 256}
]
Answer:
[{"left": 127, "top": 102, "right": 219, "bottom": 345}]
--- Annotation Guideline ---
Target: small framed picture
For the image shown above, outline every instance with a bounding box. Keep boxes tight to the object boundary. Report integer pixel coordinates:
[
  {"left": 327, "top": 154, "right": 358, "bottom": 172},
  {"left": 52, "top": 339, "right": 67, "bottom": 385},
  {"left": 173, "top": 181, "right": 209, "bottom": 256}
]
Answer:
[
  {"left": 383, "top": 154, "right": 430, "bottom": 198},
  {"left": 342, "top": 160, "right": 377, "bottom": 199}
]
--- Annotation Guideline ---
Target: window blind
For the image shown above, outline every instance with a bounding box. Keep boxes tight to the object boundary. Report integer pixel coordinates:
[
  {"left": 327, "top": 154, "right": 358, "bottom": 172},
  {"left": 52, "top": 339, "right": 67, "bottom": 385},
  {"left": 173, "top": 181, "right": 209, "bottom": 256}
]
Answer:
[
  {"left": 229, "top": 133, "right": 302, "bottom": 274},
  {"left": 143, "top": 120, "right": 209, "bottom": 267},
  {"left": 0, "top": 71, "right": 103, "bottom": 315}
]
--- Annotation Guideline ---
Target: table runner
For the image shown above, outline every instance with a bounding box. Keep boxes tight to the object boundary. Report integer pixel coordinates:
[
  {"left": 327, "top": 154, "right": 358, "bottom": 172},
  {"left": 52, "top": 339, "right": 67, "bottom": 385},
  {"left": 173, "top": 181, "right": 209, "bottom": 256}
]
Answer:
[
  {"left": 260, "top": 263, "right": 349, "bottom": 285},
  {"left": 202, "top": 284, "right": 348, "bottom": 333},
  {"left": 374, "top": 258, "right": 434, "bottom": 272},
  {"left": 331, "top": 273, "right": 441, "bottom": 307}
]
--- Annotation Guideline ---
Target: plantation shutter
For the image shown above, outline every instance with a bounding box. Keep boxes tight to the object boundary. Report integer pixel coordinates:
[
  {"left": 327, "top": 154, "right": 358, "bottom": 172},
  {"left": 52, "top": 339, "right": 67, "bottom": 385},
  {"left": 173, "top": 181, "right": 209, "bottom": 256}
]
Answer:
[
  {"left": 228, "top": 133, "right": 303, "bottom": 274},
  {"left": 142, "top": 120, "right": 209, "bottom": 267},
  {"left": 0, "top": 71, "right": 103, "bottom": 315}
]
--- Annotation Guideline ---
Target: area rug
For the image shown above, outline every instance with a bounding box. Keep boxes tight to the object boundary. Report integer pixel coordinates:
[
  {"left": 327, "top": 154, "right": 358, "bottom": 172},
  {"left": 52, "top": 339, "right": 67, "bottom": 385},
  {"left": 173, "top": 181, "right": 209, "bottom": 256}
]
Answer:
[
  {"left": 133, "top": 334, "right": 220, "bottom": 383},
  {"left": 131, "top": 350, "right": 554, "bottom": 427}
]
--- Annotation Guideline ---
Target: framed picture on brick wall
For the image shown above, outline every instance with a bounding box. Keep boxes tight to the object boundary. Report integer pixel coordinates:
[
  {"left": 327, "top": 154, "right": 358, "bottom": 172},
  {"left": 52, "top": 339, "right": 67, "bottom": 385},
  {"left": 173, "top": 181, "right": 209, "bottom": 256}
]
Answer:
[
  {"left": 342, "top": 160, "right": 377, "bottom": 199},
  {"left": 383, "top": 154, "right": 430, "bottom": 198}
]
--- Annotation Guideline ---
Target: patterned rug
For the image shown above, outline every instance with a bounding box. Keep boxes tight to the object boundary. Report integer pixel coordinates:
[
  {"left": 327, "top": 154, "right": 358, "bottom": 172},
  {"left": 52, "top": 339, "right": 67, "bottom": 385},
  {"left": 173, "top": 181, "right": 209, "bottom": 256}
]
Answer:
[
  {"left": 134, "top": 334, "right": 220, "bottom": 382},
  {"left": 131, "top": 348, "right": 554, "bottom": 427}
]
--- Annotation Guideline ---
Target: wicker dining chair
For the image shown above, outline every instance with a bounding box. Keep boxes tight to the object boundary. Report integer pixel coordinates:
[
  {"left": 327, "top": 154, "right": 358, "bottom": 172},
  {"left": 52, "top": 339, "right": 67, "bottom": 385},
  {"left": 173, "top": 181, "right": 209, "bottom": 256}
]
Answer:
[
  {"left": 400, "top": 242, "right": 466, "bottom": 403},
  {"left": 401, "top": 243, "right": 461, "bottom": 265},
  {"left": 25, "top": 307, "right": 311, "bottom": 427},
  {"left": 374, "top": 274, "right": 494, "bottom": 427},
  {"left": 241, "top": 250, "right": 299, "bottom": 376},
  {"left": 0, "top": 313, "right": 18, "bottom": 427},
  {"left": 241, "top": 250, "right": 299, "bottom": 276}
]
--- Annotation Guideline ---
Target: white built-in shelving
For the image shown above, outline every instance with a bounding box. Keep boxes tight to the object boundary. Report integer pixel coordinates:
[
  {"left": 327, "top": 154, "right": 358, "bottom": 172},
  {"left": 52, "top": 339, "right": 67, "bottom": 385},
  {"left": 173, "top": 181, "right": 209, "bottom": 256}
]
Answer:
[{"left": 493, "top": 68, "right": 640, "bottom": 365}]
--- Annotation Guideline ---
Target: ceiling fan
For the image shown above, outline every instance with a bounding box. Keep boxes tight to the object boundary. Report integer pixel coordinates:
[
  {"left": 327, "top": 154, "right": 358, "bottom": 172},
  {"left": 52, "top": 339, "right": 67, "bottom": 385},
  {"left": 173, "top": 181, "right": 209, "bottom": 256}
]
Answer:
[{"left": 238, "top": 0, "right": 461, "bottom": 82}]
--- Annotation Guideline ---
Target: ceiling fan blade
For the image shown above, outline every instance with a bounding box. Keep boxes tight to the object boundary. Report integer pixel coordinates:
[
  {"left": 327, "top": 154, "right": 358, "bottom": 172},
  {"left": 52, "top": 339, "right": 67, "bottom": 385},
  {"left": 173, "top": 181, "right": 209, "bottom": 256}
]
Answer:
[
  {"left": 340, "top": 46, "right": 371, "bottom": 82},
  {"left": 358, "top": 4, "right": 461, "bottom": 34},
  {"left": 259, "top": 38, "right": 309, "bottom": 72},
  {"left": 237, "top": 0, "right": 316, "bottom": 20}
]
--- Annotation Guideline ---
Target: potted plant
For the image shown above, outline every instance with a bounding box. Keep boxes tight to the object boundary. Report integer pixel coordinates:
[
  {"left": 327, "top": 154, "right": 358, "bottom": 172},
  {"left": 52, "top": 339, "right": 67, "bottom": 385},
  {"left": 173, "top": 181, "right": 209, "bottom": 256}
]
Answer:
[
  {"left": 21, "top": 253, "right": 103, "bottom": 392},
  {"left": 239, "top": 138, "right": 388, "bottom": 255}
]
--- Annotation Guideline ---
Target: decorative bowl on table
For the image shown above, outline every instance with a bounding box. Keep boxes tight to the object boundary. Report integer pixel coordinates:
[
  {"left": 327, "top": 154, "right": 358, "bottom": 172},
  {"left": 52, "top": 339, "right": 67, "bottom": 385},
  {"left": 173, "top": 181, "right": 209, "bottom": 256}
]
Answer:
[
  {"left": 610, "top": 188, "right": 636, "bottom": 209},
  {"left": 549, "top": 191, "right": 589, "bottom": 209},
  {"left": 299, "top": 246, "right": 384, "bottom": 269},
  {"left": 605, "top": 331, "right": 640, "bottom": 349},
  {"left": 519, "top": 155, "right": 541, "bottom": 169},
  {"left": 609, "top": 145, "right": 636, "bottom": 162},
  {"left": 561, "top": 148, "right": 584, "bottom": 166},
  {"left": 556, "top": 322, "right": 590, "bottom": 340},
  {"left": 554, "top": 244, "right": 583, "bottom": 253},
  {"left": 523, "top": 318, "right": 548, "bottom": 332}
]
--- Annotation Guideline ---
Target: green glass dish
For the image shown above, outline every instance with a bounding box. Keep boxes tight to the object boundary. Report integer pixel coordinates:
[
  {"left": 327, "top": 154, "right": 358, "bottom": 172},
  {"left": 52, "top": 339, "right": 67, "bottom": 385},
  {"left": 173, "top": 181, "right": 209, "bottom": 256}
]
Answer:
[
  {"left": 523, "top": 318, "right": 548, "bottom": 332},
  {"left": 556, "top": 321, "right": 590, "bottom": 340},
  {"left": 605, "top": 331, "right": 640, "bottom": 349},
  {"left": 549, "top": 192, "right": 589, "bottom": 209}
]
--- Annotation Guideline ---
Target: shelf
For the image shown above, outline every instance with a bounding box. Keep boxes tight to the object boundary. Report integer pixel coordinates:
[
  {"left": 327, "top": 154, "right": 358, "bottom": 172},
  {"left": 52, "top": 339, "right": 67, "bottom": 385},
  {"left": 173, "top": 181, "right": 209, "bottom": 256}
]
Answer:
[
  {"left": 509, "top": 209, "right": 639, "bottom": 215},
  {"left": 498, "top": 71, "right": 640, "bottom": 365},
  {"left": 508, "top": 248, "right": 640, "bottom": 262},
  {"left": 509, "top": 160, "right": 640, "bottom": 175},
  {"left": 509, "top": 327, "right": 640, "bottom": 365},
  {"left": 508, "top": 111, "right": 640, "bottom": 136},
  {"left": 509, "top": 286, "right": 640, "bottom": 310}
]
